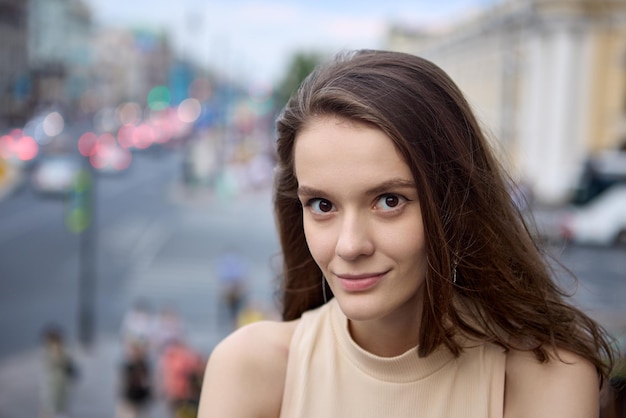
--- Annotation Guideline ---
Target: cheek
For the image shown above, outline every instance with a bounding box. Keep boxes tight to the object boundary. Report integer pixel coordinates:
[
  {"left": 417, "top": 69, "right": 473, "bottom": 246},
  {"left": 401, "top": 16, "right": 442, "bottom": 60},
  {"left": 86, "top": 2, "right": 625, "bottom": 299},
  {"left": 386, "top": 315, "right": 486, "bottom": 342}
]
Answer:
[
  {"left": 382, "top": 220, "right": 427, "bottom": 261},
  {"left": 379, "top": 236, "right": 425, "bottom": 262},
  {"left": 303, "top": 221, "right": 336, "bottom": 266}
]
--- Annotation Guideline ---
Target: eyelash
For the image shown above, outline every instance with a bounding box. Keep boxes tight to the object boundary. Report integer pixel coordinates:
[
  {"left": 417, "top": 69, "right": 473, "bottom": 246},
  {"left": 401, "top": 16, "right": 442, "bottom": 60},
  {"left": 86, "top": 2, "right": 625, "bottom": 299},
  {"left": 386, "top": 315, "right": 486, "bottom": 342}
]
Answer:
[
  {"left": 304, "top": 193, "right": 410, "bottom": 216},
  {"left": 304, "top": 198, "right": 334, "bottom": 214},
  {"left": 375, "top": 194, "right": 408, "bottom": 211}
]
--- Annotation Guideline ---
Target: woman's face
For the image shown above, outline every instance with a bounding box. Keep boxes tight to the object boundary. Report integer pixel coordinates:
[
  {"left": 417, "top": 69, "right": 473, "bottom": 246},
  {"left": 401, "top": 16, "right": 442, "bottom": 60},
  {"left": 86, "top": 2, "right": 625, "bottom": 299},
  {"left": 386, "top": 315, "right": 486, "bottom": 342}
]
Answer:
[{"left": 294, "top": 116, "right": 428, "bottom": 325}]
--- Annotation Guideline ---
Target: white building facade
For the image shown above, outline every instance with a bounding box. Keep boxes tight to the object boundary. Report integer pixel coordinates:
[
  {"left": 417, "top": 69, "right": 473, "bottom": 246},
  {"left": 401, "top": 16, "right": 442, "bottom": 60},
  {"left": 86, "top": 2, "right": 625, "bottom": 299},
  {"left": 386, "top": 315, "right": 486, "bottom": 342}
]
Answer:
[{"left": 388, "top": 0, "right": 626, "bottom": 204}]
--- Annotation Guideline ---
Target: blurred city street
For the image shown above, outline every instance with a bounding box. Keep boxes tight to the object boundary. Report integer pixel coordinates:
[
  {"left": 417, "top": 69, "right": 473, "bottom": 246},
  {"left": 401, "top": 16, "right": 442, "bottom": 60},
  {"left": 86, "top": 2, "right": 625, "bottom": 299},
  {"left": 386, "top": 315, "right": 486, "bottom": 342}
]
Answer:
[
  {"left": 0, "top": 141, "right": 625, "bottom": 417},
  {"left": 0, "top": 146, "right": 282, "bottom": 417},
  {"left": 0, "top": 0, "right": 625, "bottom": 415}
]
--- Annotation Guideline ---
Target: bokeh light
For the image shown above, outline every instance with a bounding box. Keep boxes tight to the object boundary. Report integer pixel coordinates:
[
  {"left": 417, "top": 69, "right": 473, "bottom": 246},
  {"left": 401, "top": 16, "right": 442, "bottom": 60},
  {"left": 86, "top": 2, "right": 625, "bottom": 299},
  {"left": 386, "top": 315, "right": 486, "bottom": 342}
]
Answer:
[
  {"left": 177, "top": 98, "right": 201, "bottom": 123},
  {"left": 0, "top": 129, "right": 39, "bottom": 161},
  {"left": 151, "top": 116, "right": 173, "bottom": 144},
  {"left": 23, "top": 117, "right": 49, "bottom": 145},
  {"left": 90, "top": 143, "right": 132, "bottom": 171},
  {"left": 116, "top": 102, "right": 142, "bottom": 125},
  {"left": 78, "top": 132, "right": 98, "bottom": 157},
  {"left": 147, "top": 86, "right": 171, "bottom": 111},
  {"left": 42, "top": 112, "right": 64, "bottom": 137},
  {"left": 117, "top": 124, "right": 136, "bottom": 149},
  {"left": 16, "top": 136, "right": 38, "bottom": 161},
  {"left": 132, "top": 124, "right": 155, "bottom": 149}
]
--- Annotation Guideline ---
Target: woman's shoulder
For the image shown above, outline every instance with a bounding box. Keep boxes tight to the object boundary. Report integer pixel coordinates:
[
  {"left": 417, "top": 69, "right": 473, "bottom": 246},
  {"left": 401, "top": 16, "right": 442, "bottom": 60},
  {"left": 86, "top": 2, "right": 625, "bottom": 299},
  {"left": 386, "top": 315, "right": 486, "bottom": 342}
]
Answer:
[
  {"left": 504, "top": 347, "right": 599, "bottom": 418},
  {"left": 219, "top": 319, "right": 298, "bottom": 352},
  {"left": 198, "top": 319, "right": 299, "bottom": 418},
  {"left": 209, "top": 319, "right": 298, "bottom": 374}
]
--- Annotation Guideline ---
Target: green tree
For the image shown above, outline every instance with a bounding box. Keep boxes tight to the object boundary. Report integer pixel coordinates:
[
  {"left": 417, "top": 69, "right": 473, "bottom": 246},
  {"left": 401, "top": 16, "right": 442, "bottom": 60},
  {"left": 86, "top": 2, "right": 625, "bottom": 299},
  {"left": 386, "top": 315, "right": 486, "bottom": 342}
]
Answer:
[{"left": 274, "top": 52, "right": 323, "bottom": 111}]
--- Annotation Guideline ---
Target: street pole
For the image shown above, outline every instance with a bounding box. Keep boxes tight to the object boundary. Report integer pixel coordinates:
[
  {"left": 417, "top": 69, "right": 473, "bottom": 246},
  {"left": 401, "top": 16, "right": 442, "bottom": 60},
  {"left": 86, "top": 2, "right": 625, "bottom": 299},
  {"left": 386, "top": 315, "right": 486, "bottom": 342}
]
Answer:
[{"left": 73, "top": 159, "right": 97, "bottom": 349}]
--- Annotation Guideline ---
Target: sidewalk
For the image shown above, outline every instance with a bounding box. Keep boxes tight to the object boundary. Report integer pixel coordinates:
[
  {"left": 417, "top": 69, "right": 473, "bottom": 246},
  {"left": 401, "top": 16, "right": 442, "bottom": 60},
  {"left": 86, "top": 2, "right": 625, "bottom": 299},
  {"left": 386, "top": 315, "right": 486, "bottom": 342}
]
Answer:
[
  {"left": 0, "top": 335, "right": 158, "bottom": 418},
  {"left": 0, "top": 330, "right": 219, "bottom": 418}
]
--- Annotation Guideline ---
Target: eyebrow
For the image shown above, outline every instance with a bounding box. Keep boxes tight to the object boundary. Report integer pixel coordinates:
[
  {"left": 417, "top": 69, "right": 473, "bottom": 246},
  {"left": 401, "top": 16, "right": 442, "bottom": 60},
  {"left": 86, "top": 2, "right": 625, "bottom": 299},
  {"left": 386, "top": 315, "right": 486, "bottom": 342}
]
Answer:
[{"left": 297, "top": 178, "right": 416, "bottom": 198}]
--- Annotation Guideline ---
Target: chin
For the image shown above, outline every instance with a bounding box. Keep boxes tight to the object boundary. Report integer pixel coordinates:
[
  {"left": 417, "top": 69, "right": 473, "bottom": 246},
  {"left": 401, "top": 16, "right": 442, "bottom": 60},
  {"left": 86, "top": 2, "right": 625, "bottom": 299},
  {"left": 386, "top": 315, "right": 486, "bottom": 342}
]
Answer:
[{"left": 333, "top": 294, "right": 390, "bottom": 322}]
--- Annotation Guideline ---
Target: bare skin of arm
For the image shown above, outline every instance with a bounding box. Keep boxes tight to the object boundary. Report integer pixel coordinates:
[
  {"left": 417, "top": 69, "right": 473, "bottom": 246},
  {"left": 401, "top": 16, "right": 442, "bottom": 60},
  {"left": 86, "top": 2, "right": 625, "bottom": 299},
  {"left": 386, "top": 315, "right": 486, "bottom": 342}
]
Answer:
[
  {"left": 504, "top": 347, "right": 600, "bottom": 418},
  {"left": 197, "top": 320, "right": 298, "bottom": 418}
]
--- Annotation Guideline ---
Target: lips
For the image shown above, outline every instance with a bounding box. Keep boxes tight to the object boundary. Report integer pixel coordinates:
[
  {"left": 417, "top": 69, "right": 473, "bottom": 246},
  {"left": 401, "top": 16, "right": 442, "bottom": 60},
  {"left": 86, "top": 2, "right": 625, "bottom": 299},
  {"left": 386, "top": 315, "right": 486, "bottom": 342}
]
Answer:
[{"left": 336, "top": 272, "right": 386, "bottom": 292}]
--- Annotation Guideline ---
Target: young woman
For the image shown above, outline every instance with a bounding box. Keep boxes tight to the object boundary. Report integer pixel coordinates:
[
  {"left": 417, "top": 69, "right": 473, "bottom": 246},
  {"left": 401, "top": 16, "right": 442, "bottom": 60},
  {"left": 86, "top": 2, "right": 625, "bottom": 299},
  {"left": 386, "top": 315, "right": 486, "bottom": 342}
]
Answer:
[{"left": 198, "top": 50, "right": 616, "bottom": 417}]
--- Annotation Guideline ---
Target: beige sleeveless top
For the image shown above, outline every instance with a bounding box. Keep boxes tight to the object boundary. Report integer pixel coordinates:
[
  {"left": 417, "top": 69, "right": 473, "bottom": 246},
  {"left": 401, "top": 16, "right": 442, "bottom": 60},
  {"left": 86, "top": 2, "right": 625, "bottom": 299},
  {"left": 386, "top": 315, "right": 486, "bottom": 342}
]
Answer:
[{"left": 280, "top": 299, "right": 506, "bottom": 417}]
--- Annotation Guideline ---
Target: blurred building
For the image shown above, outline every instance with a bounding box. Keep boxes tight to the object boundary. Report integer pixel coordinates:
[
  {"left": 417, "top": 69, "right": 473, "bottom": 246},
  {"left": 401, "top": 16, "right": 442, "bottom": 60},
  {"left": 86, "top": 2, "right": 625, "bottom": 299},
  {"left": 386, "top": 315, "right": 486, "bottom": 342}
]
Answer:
[
  {"left": 92, "top": 28, "right": 174, "bottom": 112},
  {"left": 388, "top": 0, "right": 626, "bottom": 204},
  {"left": 0, "top": 0, "right": 29, "bottom": 130},
  {"left": 28, "top": 0, "right": 92, "bottom": 118}
]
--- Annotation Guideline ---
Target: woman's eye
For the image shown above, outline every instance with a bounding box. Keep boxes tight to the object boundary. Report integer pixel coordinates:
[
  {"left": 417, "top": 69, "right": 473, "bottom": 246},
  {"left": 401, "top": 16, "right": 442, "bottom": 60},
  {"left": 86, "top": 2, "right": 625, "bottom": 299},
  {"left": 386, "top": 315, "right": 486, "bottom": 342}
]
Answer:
[
  {"left": 308, "top": 198, "right": 335, "bottom": 214},
  {"left": 376, "top": 194, "right": 407, "bottom": 210}
]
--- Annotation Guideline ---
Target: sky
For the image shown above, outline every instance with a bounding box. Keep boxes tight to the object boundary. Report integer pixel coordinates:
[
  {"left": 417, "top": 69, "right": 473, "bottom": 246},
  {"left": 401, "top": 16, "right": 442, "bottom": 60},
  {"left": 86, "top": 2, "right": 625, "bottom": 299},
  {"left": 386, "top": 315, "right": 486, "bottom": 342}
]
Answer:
[{"left": 85, "top": 0, "right": 501, "bottom": 86}]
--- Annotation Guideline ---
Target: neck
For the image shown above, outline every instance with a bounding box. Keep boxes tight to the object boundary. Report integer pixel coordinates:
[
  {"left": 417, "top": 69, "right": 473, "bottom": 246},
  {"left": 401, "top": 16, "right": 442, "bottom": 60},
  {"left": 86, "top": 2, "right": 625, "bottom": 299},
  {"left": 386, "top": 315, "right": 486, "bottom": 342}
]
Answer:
[{"left": 348, "top": 308, "right": 421, "bottom": 357}]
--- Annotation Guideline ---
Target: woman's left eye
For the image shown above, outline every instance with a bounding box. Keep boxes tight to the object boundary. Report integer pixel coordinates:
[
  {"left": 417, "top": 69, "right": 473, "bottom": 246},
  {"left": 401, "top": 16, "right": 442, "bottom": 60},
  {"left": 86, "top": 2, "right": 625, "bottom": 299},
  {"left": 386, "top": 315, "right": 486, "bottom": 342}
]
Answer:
[{"left": 375, "top": 194, "right": 407, "bottom": 210}]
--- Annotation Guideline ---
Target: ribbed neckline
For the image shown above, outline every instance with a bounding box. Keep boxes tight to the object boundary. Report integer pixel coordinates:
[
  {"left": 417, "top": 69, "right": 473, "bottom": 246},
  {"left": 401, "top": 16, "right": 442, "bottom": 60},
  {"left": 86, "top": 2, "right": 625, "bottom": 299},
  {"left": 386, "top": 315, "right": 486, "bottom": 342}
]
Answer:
[{"left": 329, "top": 299, "right": 455, "bottom": 383}]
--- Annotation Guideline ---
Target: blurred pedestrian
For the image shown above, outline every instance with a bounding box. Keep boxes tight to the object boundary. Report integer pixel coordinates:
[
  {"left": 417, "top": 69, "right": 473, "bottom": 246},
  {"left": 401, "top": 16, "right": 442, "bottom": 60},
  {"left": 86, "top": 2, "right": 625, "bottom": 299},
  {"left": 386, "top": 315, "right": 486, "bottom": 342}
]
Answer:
[
  {"left": 198, "top": 50, "right": 617, "bottom": 417},
  {"left": 39, "top": 324, "right": 78, "bottom": 418},
  {"left": 236, "top": 300, "right": 269, "bottom": 328},
  {"left": 158, "top": 338, "right": 204, "bottom": 416},
  {"left": 153, "top": 306, "right": 185, "bottom": 354},
  {"left": 216, "top": 248, "right": 248, "bottom": 328},
  {"left": 171, "top": 359, "right": 205, "bottom": 418},
  {"left": 247, "top": 152, "right": 273, "bottom": 190},
  {"left": 120, "top": 299, "right": 156, "bottom": 349},
  {"left": 116, "top": 340, "right": 153, "bottom": 418}
]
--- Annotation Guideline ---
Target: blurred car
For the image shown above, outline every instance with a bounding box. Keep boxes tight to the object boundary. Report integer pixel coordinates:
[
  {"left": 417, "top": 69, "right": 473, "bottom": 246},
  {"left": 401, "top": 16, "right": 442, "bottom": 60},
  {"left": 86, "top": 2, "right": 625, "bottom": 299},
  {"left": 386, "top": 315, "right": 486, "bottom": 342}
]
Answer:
[
  {"left": 79, "top": 131, "right": 132, "bottom": 174},
  {"left": 559, "top": 184, "right": 626, "bottom": 246},
  {"left": 90, "top": 143, "right": 132, "bottom": 174},
  {"left": 30, "top": 154, "right": 81, "bottom": 196},
  {"left": 571, "top": 148, "right": 626, "bottom": 204}
]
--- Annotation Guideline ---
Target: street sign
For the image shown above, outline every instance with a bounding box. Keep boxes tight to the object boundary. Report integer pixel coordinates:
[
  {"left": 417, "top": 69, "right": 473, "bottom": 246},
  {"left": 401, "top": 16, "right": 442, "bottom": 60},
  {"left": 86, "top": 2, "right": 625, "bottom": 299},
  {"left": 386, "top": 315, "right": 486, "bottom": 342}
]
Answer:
[{"left": 65, "top": 168, "right": 92, "bottom": 234}]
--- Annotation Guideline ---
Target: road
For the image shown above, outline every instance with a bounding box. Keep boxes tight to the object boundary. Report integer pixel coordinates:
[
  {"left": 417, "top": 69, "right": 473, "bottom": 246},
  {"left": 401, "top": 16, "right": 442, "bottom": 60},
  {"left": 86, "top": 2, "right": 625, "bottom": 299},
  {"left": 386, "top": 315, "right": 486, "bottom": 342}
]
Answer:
[
  {"left": 547, "top": 242, "right": 626, "bottom": 343},
  {"left": 0, "top": 143, "right": 284, "bottom": 418},
  {"left": 0, "top": 146, "right": 624, "bottom": 364},
  {"left": 0, "top": 149, "right": 176, "bottom": 358},
  {"left": 0, "top": 146, "right": 282, "bottom": 362}
]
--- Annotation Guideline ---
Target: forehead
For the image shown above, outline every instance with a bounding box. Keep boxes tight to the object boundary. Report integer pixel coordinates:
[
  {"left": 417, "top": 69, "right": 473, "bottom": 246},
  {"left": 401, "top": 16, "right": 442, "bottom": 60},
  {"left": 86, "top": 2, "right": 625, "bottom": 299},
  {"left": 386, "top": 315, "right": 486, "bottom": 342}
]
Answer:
[{"left": 294, "top": 116, "right": 412, "bottom": 185}]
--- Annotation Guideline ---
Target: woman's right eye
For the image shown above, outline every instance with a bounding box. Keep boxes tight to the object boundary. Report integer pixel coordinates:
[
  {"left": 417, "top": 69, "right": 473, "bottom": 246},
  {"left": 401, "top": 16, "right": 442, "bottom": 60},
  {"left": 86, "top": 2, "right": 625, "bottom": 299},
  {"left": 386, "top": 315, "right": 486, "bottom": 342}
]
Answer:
[{"left": 306, "top": 198, "right": 335, "bottom": 214}]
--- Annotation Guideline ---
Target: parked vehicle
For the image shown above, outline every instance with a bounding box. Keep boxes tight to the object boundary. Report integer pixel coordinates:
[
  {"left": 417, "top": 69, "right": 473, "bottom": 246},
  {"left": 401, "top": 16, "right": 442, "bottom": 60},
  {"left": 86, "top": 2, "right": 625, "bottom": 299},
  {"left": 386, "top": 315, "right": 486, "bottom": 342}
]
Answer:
[
  {"left": 89, "top": 141, "right": 132, "bottom": 174},
  {"left": 30, "top": 154, "right": 81, "bottom": 196},
  {"left": 571, "top": 148, "right": 626, "bottom": 205},
  {"left": 559, "top": 184, "right": 626, "bottom": 246}
]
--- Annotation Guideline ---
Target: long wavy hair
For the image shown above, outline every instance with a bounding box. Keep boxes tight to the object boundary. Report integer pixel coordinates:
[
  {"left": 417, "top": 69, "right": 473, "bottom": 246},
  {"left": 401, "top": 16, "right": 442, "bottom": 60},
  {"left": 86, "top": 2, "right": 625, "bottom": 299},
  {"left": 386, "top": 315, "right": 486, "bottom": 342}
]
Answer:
[{"left": 273, "top": 49, "right": 615, "bottom": 382}]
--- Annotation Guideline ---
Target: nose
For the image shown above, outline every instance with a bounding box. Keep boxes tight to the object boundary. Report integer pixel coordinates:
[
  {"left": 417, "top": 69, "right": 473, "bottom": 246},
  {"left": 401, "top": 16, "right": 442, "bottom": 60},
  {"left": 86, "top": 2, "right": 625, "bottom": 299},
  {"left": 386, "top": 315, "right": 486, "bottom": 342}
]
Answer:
[{"left": 335, "top": 212, "right": 374, "bottom": 261}]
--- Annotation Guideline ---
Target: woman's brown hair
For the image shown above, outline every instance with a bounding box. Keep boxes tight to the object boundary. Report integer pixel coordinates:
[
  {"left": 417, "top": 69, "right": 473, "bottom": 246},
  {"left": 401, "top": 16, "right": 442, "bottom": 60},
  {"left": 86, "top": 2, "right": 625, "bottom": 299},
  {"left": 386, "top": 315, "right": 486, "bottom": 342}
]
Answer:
[{"left": 273, "top": 49, "right": 615, "bottom": 382}]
